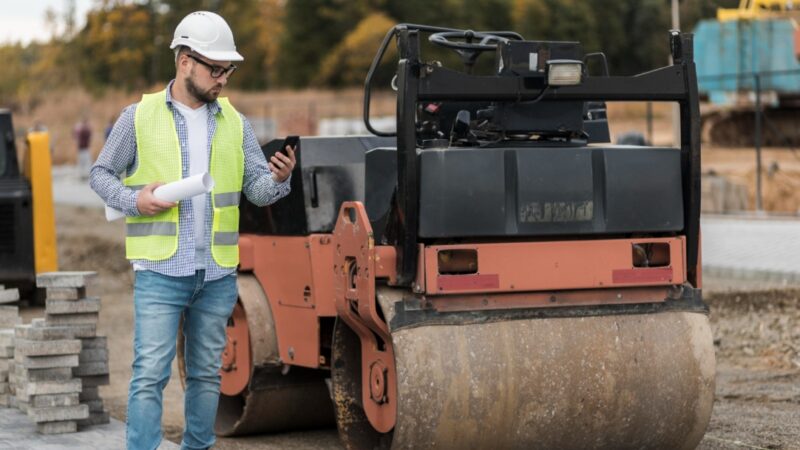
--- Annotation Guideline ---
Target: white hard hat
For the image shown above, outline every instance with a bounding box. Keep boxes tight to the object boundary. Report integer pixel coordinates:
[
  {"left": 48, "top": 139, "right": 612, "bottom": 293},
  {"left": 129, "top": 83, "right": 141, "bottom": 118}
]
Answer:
[{"left": 170, "top": 11, "right": 243, "bottom": 62}]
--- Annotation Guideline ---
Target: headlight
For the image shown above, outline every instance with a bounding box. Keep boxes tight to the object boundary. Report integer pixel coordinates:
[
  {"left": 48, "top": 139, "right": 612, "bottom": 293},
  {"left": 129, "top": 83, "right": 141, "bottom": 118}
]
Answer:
[{"left": 546, "top": 60, "right": 584, "bottom": 86}]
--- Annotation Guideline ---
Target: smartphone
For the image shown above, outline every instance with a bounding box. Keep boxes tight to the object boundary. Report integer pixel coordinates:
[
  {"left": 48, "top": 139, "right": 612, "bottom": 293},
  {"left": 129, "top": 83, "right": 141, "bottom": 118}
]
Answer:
[{"left": 279, "top": 135, "right": 299, "bottom": 156}]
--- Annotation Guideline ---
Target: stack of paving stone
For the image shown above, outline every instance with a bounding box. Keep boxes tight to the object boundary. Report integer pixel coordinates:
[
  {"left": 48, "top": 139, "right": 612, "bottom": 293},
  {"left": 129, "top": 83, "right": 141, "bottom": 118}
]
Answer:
[
  {"left": 36, "top": 271, "right": 110, "bottom": 428},
  {"left": 0, "top": 284, "right": 21, "bottom": 407},
  {"left": 14, "top": 323, "right": 87, "bottom": 433}
]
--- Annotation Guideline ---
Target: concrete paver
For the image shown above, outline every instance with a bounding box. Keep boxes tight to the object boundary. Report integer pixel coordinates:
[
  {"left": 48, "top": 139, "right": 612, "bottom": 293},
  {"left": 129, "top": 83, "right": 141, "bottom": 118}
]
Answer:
[{"left": 0, "top": 406, "right": 179, "bottom": 449}]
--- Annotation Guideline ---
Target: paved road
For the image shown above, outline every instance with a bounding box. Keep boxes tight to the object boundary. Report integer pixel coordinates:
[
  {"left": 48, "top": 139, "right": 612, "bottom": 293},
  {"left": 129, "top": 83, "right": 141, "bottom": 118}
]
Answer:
[
  {"left": 51, "top": 166, "right": 104, "bottom": 209},
  {"left": 0, "top": 407, "right": 178, "bottom": 450}
]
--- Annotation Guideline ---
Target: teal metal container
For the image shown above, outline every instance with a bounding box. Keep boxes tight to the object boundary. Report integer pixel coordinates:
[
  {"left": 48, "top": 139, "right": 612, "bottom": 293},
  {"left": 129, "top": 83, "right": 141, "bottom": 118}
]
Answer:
[{"left": 694, "top": 18, "right": 800, "bottom": 104}]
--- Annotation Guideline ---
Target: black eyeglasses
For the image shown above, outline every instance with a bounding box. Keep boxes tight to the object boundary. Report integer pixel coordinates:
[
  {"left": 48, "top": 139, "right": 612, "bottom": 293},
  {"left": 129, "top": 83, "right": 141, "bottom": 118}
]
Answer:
[{"left": 187, "top": 54, "right": 237, "bottom": 79}]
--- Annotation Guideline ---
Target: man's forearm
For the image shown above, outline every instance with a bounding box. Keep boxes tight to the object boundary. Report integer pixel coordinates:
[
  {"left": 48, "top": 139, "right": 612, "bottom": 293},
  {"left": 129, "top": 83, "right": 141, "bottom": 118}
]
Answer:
[{"left": 89, "top": 165, "right": 140, "bottom": 216}]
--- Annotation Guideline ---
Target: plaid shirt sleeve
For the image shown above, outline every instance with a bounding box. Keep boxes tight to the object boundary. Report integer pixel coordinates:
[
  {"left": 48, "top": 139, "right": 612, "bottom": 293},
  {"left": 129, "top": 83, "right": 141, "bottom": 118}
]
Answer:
[
  {"left": 240, "top": 114, "right": 291, "bottom": 206},
  {"left": 89, "top": 104, "right": 142, "bottom": 217}
]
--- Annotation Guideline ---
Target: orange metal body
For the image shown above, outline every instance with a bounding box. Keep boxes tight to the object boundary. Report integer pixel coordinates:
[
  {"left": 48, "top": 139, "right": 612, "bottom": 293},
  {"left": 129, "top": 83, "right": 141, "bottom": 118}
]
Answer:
[
  {"left": 238, "top": 234, "right": 337, "bottom": 369},
  {"left": 423, "top": 237, "right": 686, "bottom": 295},
  {"left": 332, "top": 203, "right": 397, "bottom": 432}
]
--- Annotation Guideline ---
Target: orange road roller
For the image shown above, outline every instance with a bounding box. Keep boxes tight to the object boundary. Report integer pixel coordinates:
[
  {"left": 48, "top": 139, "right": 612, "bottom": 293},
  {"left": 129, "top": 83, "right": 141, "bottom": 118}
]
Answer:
[{"left": 179, "top": 24, "right": 715, "bottom": 449}]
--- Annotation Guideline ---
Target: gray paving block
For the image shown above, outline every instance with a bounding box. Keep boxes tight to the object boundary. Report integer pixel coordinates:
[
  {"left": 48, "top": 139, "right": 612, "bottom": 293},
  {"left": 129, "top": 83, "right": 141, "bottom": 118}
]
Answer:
[
  {"left": 30, "top": 318, "right": 45, "bottom": 328},
  {"left": 0, "top": 359, "right": 9, "bottom": 371},
  {"left": 20, "top": 378, "right": 82, "bottom": 397},
  {"left": 45, "top": 287, "right": 86, "bottom": 301},
  {"left": 0, "top": 289, "right": 20, "bottom": 304},
  {"left": 0, "top": 393, "right": 7, "bottom": 406},
  {"left": 17, "top": 399, "right": 28, "bottom": 412},
  {"left": 0, "top": 382, "right": 7, "bottom": 394},
  {"left": 16, "top": 323, "right": 97, "bottom": 341},
  {"left": 0, "top": 306, "right": 21, "bottom": 328},
  {"left": 31, "top": 393, "right": 79, "bottom": 408},
  {"left": 0, "top": 346, "right": 13, "bottom": 358},
  {"left": 16, "top": 367, "right": 73, "bottom": 382},
  {"left": 77, "top": 410, "right": 110, "bottom": 427},
  {"left": 36, "top": 272, "right": 97, "bottom": 289},
  {"left": 0, "top": 329, "right": 13, "bottom": 346},
  {"left": 16, "top": 354, "right": 79, "bottom": 370},
  {"left": 79, "top": 375, "right": 109, "bottom": 388},
  {"left": 79, "top": 386, "right": 99, "bottom": 401},
  {"left": 83, "top": 399, "right": 104, "bottom": 413},
  {"left": 45, "top": 298, "right": 101, "bottom": 315},
  {"left": 80, "top": 336, "right": 107, "bottom": 350},
  {"left": 28, "top": 404, "right": 88, "bottom": 422},
  {"left": 36, "top": 420, "right": 78, "bottom": 434},
  {"left": 73, "top": 362, "right": 109, "bottom": 377},
  {"left": 15, "top": 339, "right": 81, "bottom": 357},
  {"left": 79, "top": 348, "right": 108, "bottom": 363},
  {"left": 44, "top": 313, "right": 99, "bottom": 327}
]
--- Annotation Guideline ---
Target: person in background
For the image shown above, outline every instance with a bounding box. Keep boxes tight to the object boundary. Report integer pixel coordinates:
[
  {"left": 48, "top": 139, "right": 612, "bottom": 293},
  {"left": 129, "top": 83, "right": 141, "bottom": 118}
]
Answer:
[{"left": 73, "top": 116, "right": 92, "bottom": 179}]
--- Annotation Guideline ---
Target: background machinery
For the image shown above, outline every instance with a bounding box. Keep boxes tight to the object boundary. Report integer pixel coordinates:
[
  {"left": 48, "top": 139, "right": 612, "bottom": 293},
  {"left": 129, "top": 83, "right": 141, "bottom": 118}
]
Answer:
[
  {"left": 179, "top": 24, "right": 715, "bottom": 449},
  {"left": 0, "top": 110, "right": 58, "bottom": 296},
  {"left": 695, "top": 0, "right": 800, "bottom": 146}
]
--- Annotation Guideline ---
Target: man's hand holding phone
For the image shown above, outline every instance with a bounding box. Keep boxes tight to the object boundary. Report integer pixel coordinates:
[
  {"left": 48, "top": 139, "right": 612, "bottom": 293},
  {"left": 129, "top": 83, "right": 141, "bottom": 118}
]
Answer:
[{"left": 270, "top": 136, "right": 298, "bottom": 182}]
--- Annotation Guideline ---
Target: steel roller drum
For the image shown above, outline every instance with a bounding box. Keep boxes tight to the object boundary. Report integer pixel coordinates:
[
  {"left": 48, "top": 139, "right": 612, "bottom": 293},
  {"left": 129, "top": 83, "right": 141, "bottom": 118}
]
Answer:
[{"left": 386, "top": 310, "right": 715, "bottom": 450}]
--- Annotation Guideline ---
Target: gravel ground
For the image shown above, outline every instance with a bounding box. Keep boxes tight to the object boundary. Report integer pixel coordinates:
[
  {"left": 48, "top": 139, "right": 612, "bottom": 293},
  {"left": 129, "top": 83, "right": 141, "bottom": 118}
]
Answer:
[{"left": 49, "top": 204, "right": 800, "bottom": 450}]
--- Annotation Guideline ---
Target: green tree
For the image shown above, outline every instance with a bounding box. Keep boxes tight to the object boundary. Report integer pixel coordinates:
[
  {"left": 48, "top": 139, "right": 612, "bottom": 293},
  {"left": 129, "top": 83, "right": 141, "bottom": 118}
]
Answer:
[
  {"left": 74, "top": 4, "right": 155, "bottom": 90},
  {"left": 314, "top": 12, "right": 397, "bottom": 87},
  {"left": 276, "top": 0, "right": 383, "bottom": 87}
]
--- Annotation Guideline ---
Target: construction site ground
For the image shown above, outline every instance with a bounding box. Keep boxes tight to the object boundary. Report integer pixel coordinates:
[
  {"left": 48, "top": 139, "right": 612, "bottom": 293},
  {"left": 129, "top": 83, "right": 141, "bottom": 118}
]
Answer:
[{"left": 42, "top": 192, "right": 799, "bottom": 450}]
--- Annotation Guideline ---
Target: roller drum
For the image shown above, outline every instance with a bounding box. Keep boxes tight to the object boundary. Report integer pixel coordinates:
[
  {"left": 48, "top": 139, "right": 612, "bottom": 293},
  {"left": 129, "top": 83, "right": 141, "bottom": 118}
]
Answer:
[{"left": 388, "top": 311, "right": 715, "bottom": 450}]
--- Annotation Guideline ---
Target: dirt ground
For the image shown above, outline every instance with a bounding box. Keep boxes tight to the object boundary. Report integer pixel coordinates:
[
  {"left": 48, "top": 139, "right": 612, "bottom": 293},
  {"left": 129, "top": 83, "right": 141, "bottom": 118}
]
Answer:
[{"left": 44, "top": 203, "right": 800, "bottom": 450}]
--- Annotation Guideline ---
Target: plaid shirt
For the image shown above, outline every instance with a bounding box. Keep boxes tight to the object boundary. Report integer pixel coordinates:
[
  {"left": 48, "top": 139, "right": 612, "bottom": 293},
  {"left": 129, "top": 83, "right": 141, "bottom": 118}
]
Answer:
[{"left": 90, "top": 81, "right": 290, "bottom": 281}]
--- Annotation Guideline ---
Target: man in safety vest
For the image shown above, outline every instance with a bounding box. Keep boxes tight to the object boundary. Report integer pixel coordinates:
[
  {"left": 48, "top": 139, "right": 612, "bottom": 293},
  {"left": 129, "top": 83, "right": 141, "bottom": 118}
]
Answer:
[{"left": 89, "top": 11, "right": 295, "bottom": 450}]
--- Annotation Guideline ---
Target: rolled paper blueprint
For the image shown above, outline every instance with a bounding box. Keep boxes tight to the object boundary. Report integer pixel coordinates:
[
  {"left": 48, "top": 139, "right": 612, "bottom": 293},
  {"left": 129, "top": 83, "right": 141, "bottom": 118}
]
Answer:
[{"left": 105, "top": 172, "right": 215, "bottom": 221}]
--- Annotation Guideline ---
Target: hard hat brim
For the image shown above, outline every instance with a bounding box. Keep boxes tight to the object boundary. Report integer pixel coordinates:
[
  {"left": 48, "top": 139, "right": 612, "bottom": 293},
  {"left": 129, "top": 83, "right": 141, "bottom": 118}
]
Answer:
[{"left": 193, "top": 49, "right": 244, "bottom": 62}]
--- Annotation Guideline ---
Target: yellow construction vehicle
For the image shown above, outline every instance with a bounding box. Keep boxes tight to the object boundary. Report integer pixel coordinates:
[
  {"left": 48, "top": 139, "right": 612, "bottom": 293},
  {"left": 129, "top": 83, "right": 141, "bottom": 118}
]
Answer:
[
  {"left": 0, "top": 109, "right": 58, "bottom": 296},
  {"left": 717, "top": 0, "right": 800, "bottom": 21}
]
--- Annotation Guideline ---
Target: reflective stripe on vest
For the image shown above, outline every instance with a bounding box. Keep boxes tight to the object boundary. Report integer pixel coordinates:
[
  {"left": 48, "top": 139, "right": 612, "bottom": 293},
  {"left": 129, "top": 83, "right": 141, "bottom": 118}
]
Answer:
[
  {"left": 127, "top": 222, "right": 178, "bottom": 237},
  {"left": 214, "top": 192, "right": 240, "bottom": 207},
  {"left": 124, "top": 89, "right": 244, "bottom": 266}
]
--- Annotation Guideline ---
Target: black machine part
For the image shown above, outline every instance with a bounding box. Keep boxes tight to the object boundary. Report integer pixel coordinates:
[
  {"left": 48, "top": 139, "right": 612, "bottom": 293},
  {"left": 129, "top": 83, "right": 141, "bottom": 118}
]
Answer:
[{"left": 0, "top": 110, "right": 35, "bottom": 287}]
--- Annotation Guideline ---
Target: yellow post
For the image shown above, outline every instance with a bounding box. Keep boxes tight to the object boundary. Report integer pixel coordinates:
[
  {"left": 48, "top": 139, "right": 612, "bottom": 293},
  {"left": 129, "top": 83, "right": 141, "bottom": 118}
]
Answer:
[{"left": 23, "top": 132, "right": 58, "bottom": 273}]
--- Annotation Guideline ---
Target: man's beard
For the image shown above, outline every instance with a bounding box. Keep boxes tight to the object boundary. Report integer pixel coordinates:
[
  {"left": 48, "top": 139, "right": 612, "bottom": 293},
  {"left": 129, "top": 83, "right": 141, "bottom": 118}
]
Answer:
[{"left": 185, "top": 70, "right": 222, "bottom": 104}]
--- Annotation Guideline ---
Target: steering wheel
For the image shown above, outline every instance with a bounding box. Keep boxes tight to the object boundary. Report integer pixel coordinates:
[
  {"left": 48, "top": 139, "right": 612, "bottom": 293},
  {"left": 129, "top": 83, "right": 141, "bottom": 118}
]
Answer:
[
  {"left": 429, "top": 30, "right": 523, "bottom": 72},
  {"left": 429, "top": 30, "right": 521, "bottom": 50}
]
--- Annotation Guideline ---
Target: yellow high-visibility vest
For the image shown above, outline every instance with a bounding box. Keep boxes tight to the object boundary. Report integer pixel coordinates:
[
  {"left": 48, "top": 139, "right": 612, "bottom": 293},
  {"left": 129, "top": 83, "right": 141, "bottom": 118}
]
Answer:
[{"left": 124, "top": 89, "right": 244, "bottom": 267}]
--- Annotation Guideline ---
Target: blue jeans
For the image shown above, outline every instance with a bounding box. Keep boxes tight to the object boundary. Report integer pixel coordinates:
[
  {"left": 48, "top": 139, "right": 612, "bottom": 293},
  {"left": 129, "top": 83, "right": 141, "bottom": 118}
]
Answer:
[{"left": 127, "top": 270, "right": 237, "bottom": 450}]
